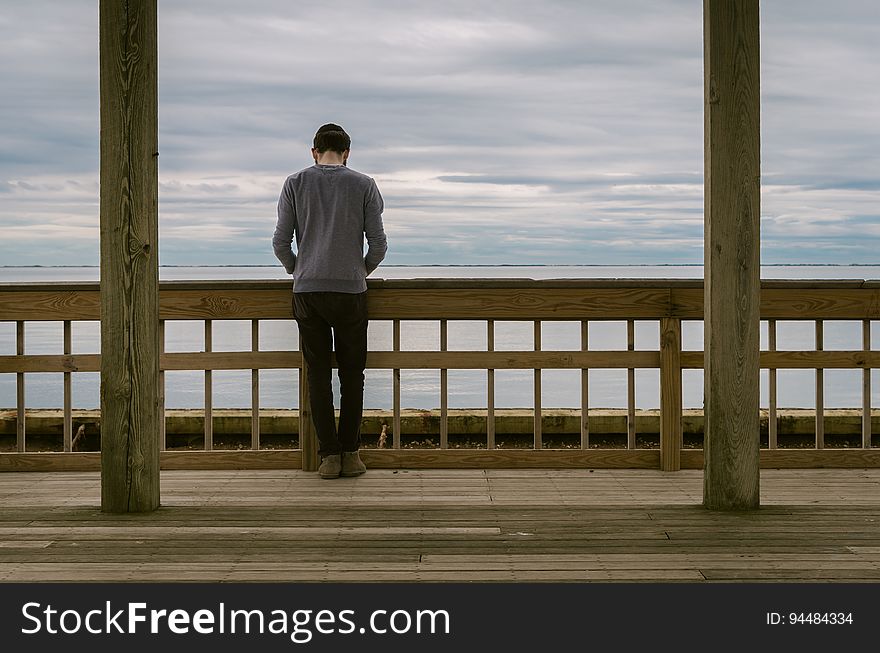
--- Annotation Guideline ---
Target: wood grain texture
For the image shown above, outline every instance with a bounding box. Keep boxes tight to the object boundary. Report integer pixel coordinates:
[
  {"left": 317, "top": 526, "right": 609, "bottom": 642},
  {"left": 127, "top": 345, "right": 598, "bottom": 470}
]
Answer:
[
  {"left": 99, "top": 0, "right": 160, "bottom": 512},
  {"left": 864, "top": 320, "right": 872, "bottom": 449},
  {"left": 2, "top": 282, "right": 879, "bottom": 322},
  {"left": 681, "top": 449, "right": 880, "bottom": 469},
  {"left": 2, "top": 469, "right": 880, "bottom": 582},
  {"left": 15, "top": 322, "right": 25, "bottom": 452},
  {"left": 660, "top": 318, "right": 682, "bottom": 471},
  {"left": 703, "top": 0, "right": 761, "bottom": 509}
]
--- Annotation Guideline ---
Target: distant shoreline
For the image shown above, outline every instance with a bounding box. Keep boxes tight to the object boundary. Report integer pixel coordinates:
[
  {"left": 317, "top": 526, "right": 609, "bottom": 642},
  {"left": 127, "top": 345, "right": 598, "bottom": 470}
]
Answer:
[{"left": 2, "top": 263, "right": 878, "bottom": 269}]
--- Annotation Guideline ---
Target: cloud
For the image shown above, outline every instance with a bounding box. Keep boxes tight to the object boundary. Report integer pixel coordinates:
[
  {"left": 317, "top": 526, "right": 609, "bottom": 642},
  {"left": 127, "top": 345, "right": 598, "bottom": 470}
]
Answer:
[{"left": 1, "top": 0, "right": 878, "bottom": 266}]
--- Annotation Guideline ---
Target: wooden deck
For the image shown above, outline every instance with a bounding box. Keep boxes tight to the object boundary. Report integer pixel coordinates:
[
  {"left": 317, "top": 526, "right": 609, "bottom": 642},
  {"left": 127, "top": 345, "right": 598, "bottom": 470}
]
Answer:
[{"left": 1, "top": 468, "right": 880, "bottom": 582}]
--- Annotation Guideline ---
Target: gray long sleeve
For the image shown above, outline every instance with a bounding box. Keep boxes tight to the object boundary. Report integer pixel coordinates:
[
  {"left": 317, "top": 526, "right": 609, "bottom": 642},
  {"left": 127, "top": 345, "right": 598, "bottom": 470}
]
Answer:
[{"left": 273, "top": 164, "right": 387, "bottom": 293}]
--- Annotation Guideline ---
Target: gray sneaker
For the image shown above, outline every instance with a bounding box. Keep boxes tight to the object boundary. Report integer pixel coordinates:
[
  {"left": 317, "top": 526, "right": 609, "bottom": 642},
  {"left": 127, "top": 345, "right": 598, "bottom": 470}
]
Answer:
[
  {"left": 318, "top": 454, "right": 341, "bottom": 479},
  {"left": 341, "top": 451, "right": 366, "bottom": 477}
]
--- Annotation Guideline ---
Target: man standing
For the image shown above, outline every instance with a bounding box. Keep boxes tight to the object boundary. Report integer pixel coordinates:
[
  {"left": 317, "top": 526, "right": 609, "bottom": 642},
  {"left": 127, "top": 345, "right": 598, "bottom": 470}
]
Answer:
[{"left": 273, "top": 123, "right": 387, "bottom": 479}]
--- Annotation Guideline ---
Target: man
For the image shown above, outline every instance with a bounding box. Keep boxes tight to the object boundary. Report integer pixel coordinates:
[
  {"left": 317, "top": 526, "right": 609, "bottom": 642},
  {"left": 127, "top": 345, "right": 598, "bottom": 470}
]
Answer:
[{"left": 273, "top": 123, "right": 387, "bottom": 479}]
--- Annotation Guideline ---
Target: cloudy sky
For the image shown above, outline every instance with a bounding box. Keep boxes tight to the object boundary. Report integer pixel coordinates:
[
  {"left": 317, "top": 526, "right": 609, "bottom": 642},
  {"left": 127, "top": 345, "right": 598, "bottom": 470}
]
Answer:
[{"left": 1, "top": 0, "right": 878, "bottom": 267}]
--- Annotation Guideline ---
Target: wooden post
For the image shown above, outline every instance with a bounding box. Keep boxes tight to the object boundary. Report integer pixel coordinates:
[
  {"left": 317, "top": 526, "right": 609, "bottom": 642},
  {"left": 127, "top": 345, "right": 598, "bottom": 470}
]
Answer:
[
  {"left": 703, "top": 0, "right": 761, "bottom": 510},
  {"left": 99, "top": 0, "right": 160, "bottom": 512}
]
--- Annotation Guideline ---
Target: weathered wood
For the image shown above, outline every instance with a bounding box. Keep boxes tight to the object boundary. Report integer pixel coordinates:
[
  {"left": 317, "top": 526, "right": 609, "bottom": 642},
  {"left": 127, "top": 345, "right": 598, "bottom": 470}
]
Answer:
[
  {"left": 660, "top": 318, "right": 682, "bottom": 471},
  {"left": 392, "top": 319, "right": 401, "bottom": 449},
  {"left": 251, "top": 319, "right": 260, "bottom": 450},
  {"left": 2, "top": 469, "right": 880, "bottom": 582},
  {"left": 63, "top": 321, "right": 72, "bottom": 453},
  {"left": 2, "top": 282, "right": 879, "bottom": 322},
  {"left": 816, "top": 320, "right": 824, "bottom": 449},
  {"left": 204, "top": 320, "right": 213, "bottom": 451},
  {"left": 627, "top": 320, "right": 636, "bottom": 449},
  {"left": 16, "top": 321, "right": 25, "bottom": 452},
  {"left": 440, "top": 320, "right": 448, "bottom": 449},
  {"left": 682, "top": 449, "right": 880, "bottom": 469},
  {"left": 581, "top": 321, "right": 590, "bottom": 449},
  {"left": 158, "top": 320, "right": 165, "bottom": 451},
  {"left": 680, "top": 350, "right": 880, "bottom": 370},
  {"left": 768, "top": 319, "right": 777, "bottom": 449},
  {"left": 864, "top": 320, "right": 872, "bottom": 449},
  {"left": 487, "top": 320, "right": 495, "bottom": 449},
  {"left": 703, "top": 0, "right": 761, "bottom": 510},
  {"left": 534, "top": 321, "right": 542, "bottom": 450},
  {"left": 99, "top": 0, "right": 160, "bottom": 513}
]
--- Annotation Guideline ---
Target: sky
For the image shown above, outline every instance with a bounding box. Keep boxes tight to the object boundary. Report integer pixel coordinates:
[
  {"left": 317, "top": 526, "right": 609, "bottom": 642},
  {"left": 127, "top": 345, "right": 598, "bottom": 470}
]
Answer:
[{"left": 0, "top": 0, "right": 878, "bottom": 267}]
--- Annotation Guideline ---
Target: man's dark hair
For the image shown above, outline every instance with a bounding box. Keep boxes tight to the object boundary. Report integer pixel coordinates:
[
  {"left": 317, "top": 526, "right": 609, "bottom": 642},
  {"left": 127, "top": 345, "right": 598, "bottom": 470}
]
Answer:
[{"left": 313, "top": 123, "right": 351, "bottom": 154}]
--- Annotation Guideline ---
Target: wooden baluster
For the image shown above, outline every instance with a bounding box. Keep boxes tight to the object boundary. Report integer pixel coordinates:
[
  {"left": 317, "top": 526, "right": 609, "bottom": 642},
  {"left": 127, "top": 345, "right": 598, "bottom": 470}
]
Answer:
[
  {"left": 816, "top": 320, "right": 824, "bottom": 449},
  {"left": 393, "top": 319, "right": 401, "bottom": 449},
  {"left": 863, "top": 319, "right": 871, "bottom": 449},
  {"left": 440, "top": 319, "right": 448, "bottom": 449},
  {"left": 252, "top": 319, "right": 260, "bottom": 450},
  {"left": 158, "top": 320, "right": 165, "bottom": 451},
  {"left": 534, "top": 320, "right": 542, "bottom": 450},
  {"left": 16, "top": 321, "right": 25, "bottom": 452},
  {"left": 581, "top": 320, "right": 589, "bottom": 450},
  {"left": 627, "top": 320, "right": 636, "bottom": 450},
  {"left": 660, "top": 317, "right": 682, "bottom": 471},
  {"left": 63, "top": 320, "right": 72, "bottom": 452},
  {"left": 768, "top": 319, "right": 777, "bottom": 450},
  {"left": 204, "top": 320, "right": 213, "bottom": 451},
  {"left": 487, "top": 320, "right": 495, "bottom": 450}
]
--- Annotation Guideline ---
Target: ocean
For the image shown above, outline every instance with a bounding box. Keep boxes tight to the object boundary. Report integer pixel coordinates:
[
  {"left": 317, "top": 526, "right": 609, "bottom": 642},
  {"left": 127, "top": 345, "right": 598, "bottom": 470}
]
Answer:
[{"left": 2, "top": 265, "right": 879, "bottom": 412}]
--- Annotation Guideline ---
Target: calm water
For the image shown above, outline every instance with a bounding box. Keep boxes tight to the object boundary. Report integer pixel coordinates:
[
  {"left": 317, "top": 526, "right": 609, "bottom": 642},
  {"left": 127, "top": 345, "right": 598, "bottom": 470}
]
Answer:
[{"left": 2, "top": 265, "right": 878, "bottom": 411}]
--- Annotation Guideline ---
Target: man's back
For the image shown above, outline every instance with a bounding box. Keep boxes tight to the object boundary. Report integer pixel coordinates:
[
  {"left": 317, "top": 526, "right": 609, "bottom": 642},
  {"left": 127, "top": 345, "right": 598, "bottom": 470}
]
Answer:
[{"left": 273, "top": 163, "right": 386, "bottom": 293}]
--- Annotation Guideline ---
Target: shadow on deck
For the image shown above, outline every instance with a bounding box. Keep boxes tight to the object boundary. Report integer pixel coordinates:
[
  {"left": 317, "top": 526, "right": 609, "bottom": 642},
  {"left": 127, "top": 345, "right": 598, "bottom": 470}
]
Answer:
[{"left": 2, "top": 469, "right": 880, "bottom": 582}]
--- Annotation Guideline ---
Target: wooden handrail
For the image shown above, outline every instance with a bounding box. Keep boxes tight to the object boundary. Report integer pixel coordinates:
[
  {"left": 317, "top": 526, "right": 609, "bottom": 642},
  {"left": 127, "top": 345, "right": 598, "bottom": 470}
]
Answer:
[{"left": 1, "top": 278, "right": 877, "bottom": 472}]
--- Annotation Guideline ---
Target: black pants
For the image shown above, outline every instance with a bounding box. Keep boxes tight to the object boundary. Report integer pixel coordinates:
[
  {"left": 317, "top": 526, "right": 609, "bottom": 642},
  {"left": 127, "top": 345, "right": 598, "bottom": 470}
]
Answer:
[{"left": 293, "top": 291, "right": 368, "bottom": 457}]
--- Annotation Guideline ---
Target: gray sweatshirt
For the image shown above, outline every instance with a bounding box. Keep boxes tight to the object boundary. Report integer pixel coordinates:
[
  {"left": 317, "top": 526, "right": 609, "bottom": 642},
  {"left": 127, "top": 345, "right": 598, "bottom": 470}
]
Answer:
[{"left": 273, "top": 164, "right": 387, "bottom": 293}]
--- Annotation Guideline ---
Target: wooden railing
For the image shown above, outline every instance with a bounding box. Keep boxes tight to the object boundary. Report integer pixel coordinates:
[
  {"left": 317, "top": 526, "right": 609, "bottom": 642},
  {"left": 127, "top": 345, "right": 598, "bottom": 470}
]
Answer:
[{"left": 1, "top": 278, "right": 878, "bottom": 471}]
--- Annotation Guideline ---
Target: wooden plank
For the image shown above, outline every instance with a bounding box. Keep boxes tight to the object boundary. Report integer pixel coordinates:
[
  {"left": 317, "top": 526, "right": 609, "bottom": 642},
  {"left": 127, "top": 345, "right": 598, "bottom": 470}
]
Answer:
[
  {"left": 367, "top": 288, "right": 676, "bottom": 320},
  {"left": 204, "top": 320, "right": 213, "bottom": 451},
  {"left": 660, "top": 318, "right": 682, "bottom": 471},
  {"left": 681, "top": 449, "right": 880, "bottom": 469},
  {"left": 16, "top": 322, "right": 24, "bottom": 452},
  {"left": 440, "top": 320, "right": 448, "bottom": 449},
  {"left": 364, "top": 351, "right": 660, "bottom": 369},
  {"left": 0, "top": 291, "right": 101, "bottom": 321},
  {"left": 2, "top": 284, "right": 877, "bottom": 322},
  {"left": 769, "top": 319, "right": 777, "bottom": 449},
  {"left": 816, "top": 320, "right": 824, "bottom": 449},
  {"left": 0, "top": 354, "right": 101, "bottom": 373},
  {"left": 703, "top": 0, "right": 761, "bottom": 509},
  {"left": 393, "top": 319, "right": 401, "bottom": 449},
  {"left": 0, "top": 449, "right": 659, "bottom": 471},
  {"left": 158, "top": 320, "right": 166, "bottom": 451},
  {"left": 251, "top": 319, "right": 260, "bottom": 451},
  {"left": 627, "top": 320, "right": 635, "bottom": 449},
  {"left": 534, "top": 320, "right": 542, "bottom": 450},
  {"left": 864, "top": 320, "right": 872, "bottom": 449},
  {"left": 759, "top": 289, "right": 880, "bottom": 320},
  {"left": 10, "top": 342, "right": 876, "bottom": 375},
  {"left": 680, "top": 350, "right": 880, "bottom": 369},
  {"left": 487, "top": 320, "right": 495, "bottom": 450},
  {"left": 581, "top": 321, "right": 589, "bottom": 450},
  {"left": 63, "top": 321, "right": 72, "bottom": 453}
]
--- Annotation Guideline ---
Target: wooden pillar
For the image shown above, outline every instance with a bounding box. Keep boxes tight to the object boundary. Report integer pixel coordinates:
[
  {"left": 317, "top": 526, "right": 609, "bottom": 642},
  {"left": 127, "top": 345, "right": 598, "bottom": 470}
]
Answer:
[
  {"left": 703, "top": 0, "right": 761, "bottom": 510},
  {"left": 99, "top": 0, "right": 160, "bottom": 512}
]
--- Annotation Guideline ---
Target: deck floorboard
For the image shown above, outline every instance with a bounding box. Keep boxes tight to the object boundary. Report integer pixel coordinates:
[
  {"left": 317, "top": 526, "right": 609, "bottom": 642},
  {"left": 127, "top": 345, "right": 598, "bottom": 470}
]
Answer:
[{"left": 1, "top": 469, "right": 879, "bottom": 582}]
